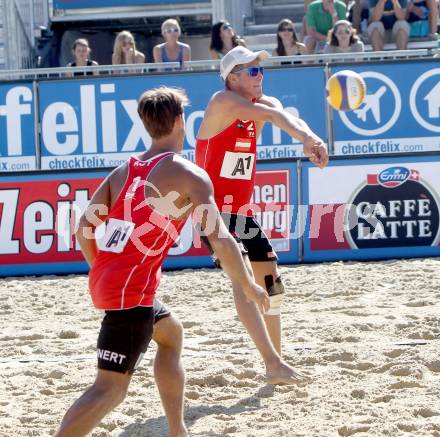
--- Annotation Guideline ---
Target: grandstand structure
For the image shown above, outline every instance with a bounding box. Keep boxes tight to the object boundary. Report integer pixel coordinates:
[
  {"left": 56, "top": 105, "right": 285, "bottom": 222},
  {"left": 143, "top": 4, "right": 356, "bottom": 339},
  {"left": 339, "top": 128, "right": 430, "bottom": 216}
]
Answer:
[{"left": 0, "top": 0, "right": 438, "bottom": 69}]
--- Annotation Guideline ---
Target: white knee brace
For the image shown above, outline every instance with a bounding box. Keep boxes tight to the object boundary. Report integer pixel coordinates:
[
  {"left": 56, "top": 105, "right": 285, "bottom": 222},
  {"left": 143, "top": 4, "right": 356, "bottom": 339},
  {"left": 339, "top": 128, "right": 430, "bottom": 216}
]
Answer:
[{"left": 264, "top": 275, "right": 285, "bottom": 316}]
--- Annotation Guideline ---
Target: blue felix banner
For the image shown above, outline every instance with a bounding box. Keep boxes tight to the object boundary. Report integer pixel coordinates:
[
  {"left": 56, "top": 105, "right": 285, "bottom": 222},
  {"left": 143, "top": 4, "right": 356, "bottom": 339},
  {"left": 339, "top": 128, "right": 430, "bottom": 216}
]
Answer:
[
  {"left": 0, "top": 82, "right": 36, "bottom": 172},
  {"left": 332, "top": 61, "right": 440, "bottom": 156},
  {"left": 38, "top": 68, "right": 327, "bottom": 170}
]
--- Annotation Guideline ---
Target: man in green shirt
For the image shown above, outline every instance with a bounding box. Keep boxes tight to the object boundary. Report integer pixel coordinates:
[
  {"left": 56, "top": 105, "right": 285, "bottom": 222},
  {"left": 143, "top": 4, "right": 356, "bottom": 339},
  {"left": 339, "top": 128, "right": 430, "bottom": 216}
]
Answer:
[{"left": 305, "top": 0, "right": 348, "bottom": 53}]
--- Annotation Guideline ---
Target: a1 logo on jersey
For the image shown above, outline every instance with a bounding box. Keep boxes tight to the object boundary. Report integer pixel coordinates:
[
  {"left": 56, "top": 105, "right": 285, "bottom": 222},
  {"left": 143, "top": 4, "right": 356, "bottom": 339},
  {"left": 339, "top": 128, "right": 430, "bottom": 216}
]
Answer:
[
  {"left": 95, "top": 218, "right": 135, "bottom": 253},
  {"left": 220, "top": 152, "right": 255, "bottom": 180}
]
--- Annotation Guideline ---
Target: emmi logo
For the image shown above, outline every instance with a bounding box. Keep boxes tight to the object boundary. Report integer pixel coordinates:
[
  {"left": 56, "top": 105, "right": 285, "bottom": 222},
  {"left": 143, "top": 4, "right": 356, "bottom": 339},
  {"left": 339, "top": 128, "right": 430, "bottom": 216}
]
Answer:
[
  {"left": 378, "top": 167, "right": 410, "bottom": 188},
  {"left": 367, "top": 167, "right": 416, "bottom": 188}
]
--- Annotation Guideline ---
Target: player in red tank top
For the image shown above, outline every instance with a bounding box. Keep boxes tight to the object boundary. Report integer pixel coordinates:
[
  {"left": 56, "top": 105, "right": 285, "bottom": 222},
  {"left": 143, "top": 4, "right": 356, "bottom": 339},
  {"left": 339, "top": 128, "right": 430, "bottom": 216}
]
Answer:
[
  {"left": 196, "top": 46, "right": 329, "bottom": 384},
  {"left": 55, "top": 87, "right": 270, "bottom": 437},
  {"left": 196, "top": 118, "right": 257, "bottom": 215},
  {"left": 89, "top": 152, "right": 186, "bottom": 310}
]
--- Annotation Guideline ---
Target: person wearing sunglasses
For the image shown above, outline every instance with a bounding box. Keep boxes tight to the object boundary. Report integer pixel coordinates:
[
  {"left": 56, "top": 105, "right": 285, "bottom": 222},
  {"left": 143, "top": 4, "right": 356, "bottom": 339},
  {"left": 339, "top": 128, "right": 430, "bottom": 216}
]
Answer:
[
  {"left": 273, "top": 18, "right": 306, "bottom": 57},
  {"left": 153, "top": 19, "right": 191, "bottom": 69},
  {"left": 112, "top": 30, "right": 145, "bottom": 65},
  {"left": 195, "top": 46, "right": 328, "bottom": 385},
  {"left": 210, "top": 20, "right": 247, "bottom": 59},
  {"left": 324, "top": 19, "right": 365, "bottom": 52}
]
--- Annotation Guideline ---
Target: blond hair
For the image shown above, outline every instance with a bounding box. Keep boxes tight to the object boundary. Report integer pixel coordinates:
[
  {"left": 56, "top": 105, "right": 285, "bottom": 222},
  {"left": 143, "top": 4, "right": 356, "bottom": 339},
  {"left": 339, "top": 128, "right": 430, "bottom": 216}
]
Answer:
[
  {"left": 138, "top": 87, "right": 189, "bottom": 139},
  {"left": 161, "top": 18, "right": 181, "bottom": 36},
  {"left": 112, "top": 30, "right": 138, "bottom": 64}
]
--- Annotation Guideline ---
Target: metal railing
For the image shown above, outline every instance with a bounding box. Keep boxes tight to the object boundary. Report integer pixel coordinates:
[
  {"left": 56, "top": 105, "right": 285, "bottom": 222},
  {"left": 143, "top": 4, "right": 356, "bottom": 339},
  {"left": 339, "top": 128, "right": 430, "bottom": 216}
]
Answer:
[{"left": 0, "top": 48, "right": 438, "bottom": 81}]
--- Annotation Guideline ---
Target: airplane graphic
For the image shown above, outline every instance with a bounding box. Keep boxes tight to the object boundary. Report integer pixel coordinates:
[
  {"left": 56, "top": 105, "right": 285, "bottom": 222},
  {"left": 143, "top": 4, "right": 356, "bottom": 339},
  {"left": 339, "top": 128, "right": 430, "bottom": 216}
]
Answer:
[{"left": 353, "top": 86, "right": 387, "bottom": 123}]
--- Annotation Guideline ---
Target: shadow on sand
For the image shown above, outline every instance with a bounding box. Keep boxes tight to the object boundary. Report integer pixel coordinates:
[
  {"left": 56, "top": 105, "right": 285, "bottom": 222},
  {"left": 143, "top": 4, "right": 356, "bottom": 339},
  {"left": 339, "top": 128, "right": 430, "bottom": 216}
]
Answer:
[{"left": 119, "top": 385, "right": 276, "bottom": 437}]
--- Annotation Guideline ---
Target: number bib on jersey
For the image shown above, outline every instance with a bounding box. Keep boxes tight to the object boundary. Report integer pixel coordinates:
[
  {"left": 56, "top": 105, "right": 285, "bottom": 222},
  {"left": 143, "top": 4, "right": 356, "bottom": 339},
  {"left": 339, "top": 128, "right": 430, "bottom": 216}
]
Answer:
[
  {"left": 219, "top": 152, "right": 255, "bottom": 180},
  {"left": 95, "top": 218, "right": 135, "bottom": 253}
]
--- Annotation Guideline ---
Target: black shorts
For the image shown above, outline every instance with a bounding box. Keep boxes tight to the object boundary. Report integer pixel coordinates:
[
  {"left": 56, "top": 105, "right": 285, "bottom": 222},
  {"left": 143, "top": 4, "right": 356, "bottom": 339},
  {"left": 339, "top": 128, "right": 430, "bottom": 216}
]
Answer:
[
  {"left": 202, "top": 213, "right": 278, "bottom": 263},
  {"left": 97, "top": 299, "right": 170, "bottom": 374}
]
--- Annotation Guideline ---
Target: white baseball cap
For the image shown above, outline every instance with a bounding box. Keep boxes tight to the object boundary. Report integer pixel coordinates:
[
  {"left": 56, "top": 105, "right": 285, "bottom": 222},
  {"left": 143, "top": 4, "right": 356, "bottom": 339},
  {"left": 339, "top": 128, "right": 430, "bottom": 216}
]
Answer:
[{"left": 220, "top": 46, "right": 270, "bottom": 81}]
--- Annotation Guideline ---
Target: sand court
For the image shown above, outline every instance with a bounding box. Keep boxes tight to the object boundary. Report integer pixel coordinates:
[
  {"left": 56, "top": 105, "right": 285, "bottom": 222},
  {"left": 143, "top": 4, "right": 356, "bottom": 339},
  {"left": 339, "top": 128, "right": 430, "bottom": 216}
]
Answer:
[{"left": 0, "top": 258, "right": 439, "bottom": 436}]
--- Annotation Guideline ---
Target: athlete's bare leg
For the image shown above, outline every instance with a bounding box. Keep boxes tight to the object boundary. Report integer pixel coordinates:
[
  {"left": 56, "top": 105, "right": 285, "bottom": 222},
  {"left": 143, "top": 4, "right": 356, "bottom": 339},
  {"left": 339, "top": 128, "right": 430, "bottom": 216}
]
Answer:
[
  {"left": 251, "top": 260, "right": 282, "bottom": 354},
  {"left": 233, "top": 256, "right": 308, "bottom": 385},
  {"left": 54, "top": 369, "right": 131, "bottom": 437},
  {"left": 153, "top": 315, "right": 188, "bottom": 437}
]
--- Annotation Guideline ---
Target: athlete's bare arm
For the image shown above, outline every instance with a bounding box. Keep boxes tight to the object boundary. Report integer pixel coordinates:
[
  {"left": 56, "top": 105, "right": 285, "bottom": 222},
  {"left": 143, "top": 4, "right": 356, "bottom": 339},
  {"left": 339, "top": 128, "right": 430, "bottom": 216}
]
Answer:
[
  {"left": 198, "top": 90, "right": 328, "bottom": 168},
  {"left": 158, "top": 157, "right": 269, "bottom": 313},
  {"left": 257, "top": 94, "right": 328, "bottom": 168}
]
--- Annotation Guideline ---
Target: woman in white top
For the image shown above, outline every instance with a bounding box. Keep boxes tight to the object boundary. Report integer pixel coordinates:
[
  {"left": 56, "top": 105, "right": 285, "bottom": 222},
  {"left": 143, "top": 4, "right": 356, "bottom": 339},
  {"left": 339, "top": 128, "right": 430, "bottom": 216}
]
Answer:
[{"left": 324, "top": 20, "right": 365, "bottom": 53}]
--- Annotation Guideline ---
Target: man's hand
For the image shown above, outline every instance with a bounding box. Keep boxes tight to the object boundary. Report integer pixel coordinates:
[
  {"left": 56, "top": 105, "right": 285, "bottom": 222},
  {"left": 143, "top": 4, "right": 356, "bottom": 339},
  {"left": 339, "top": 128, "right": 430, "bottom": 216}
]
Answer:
[
  {"left": 327, "top": 1, "right": 336, "bottom": 15},
  {"left": 303, "top": 135, "right": 329, "bottom": 169},
  {"left": 243, "top": 282, "right": 270, "bottom": 314}
]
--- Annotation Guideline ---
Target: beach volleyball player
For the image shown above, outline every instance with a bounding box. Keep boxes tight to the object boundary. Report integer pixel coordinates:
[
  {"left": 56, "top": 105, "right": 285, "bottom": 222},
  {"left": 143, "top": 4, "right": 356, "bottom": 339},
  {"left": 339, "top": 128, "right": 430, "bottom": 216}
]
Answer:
[
  {"left": 55, "top": 87, "right": 270, "bottom": 437},
  {"left": 196, "top": 46, "right": 328, "bottom": 381}
]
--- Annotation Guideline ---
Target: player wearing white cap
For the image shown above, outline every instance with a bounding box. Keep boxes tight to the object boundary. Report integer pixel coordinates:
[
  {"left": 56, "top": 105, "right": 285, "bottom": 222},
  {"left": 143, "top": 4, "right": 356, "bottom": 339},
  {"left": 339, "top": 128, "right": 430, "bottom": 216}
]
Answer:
[{"left": 196, "top": 46, "right": 328, "bottom": 384}]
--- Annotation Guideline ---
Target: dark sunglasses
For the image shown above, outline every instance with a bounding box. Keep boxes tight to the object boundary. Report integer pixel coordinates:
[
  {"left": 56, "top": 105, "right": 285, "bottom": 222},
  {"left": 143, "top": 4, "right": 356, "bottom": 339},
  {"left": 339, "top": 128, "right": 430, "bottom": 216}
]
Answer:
[
  {"left": 279, "top": 27, "right": 294, "bottom": 32},
  {"left": 222, "top": 24, "right": 233, "bottom": 30},
  {"left": 164, "top": 27, "right": 179, "bottom": 33},
  {"left": 232, "top": 66, "right": 264, "bottom": 77},
  {"left": 337, "top": 28, "right": 352, "bottom": 34}
]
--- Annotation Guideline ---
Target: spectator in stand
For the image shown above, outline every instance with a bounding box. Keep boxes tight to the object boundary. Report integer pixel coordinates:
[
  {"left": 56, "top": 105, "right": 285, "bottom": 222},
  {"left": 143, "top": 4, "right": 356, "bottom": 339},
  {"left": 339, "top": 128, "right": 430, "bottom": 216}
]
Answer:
[
  {"left": 153, "top": 18, "right": 191, "bottom": 68},
  {"left": 67, "top": 38, "right": 98, "bottom": 75},
  {"left": 406, "top": 0, "right": 438, "bottom": 37},
  {"left": 273, "top": 18, "right": 307, "bottom": 56},
  {"left": 367, "top": 0, "right": 410, "bottom": 50},
  {"left": 324, "top": 19, "right": 365, "bottom": 51},
  {"left": 112, "top": 31, "right": 145, "bottom": 65},
  {"left": 209, "top": 20, "right": 246, "bottom": 59},
  {"left": 348, "top": 0, "right": 371, "bottom": 34},
  {"left": 305, "top": 0, "right": 348, "bottom": 53}
]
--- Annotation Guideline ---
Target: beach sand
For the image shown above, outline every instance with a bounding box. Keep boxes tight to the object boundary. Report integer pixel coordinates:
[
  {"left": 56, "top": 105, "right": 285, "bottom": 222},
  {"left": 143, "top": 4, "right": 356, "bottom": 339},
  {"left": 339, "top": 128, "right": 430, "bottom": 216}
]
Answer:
[{"left": 1, "top": 258, "right": 439, "bottom": 436}]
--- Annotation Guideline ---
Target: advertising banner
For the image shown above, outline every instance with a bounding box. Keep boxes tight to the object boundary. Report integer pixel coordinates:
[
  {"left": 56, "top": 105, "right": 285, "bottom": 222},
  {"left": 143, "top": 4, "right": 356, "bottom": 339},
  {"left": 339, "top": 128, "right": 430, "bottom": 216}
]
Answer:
[
  {"left": 0, "top": 160, "right": 299, "bottom": 276},
  {"left": 332, "top": 62, "right": 440, "bottom": 156},
  {"left": 302, "top": 155, "right": 440, "bottom": 262},
  {"left": 53, "top": 0, "right": 209, "bottom": 9},
  {"left": 0, "top": 83, "right": 36, "bottom": 172},
  {"left": 37, "top": 68, "right": 327, "bottom": 170},
  {"left": 0, "top": 171, "right": 103, "bottom": 276}
]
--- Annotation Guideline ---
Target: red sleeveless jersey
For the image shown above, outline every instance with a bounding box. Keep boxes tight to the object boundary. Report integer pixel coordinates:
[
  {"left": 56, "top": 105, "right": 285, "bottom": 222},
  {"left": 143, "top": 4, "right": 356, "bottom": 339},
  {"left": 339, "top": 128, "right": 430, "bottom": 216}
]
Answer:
[
  {"left": 89, "top": 152, "right": 186, "bottom": 310},
  {"left": 196, "top": 119, "right": 257, "bottom": 216}
]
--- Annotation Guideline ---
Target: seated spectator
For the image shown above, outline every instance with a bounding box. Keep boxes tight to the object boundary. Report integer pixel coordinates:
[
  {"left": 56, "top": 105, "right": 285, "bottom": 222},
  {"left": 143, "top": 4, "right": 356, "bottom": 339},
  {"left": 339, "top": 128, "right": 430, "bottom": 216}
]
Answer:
[
  {"left": 367, "top": 0, "right": 410, "bottom": 50},
  {"left": 112, "top": 31, "right": 145, "bottom": 65},
  {"left": 348, "top": 0, "right": 371, "bottom": 33},
  {"left": 305, "top": 0, "right": 348, "bottom": 53},
  {"left": 67, "top": 38, "right": 98, "bottom": 75},
  {"left": 209, "top": 20, "right": 246, "bottom": 59},
  {"left": 324, "top": 19, "right": 365, "bottom": 51},
  {"left": 406, "top": 0, "right": 438, "bottom": 37},
  {"left": 153, "top": 18, "right": 191, "bottom": 68},
  {"left": 273, "top": 18, "right": 307, "bottom": 57}
]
